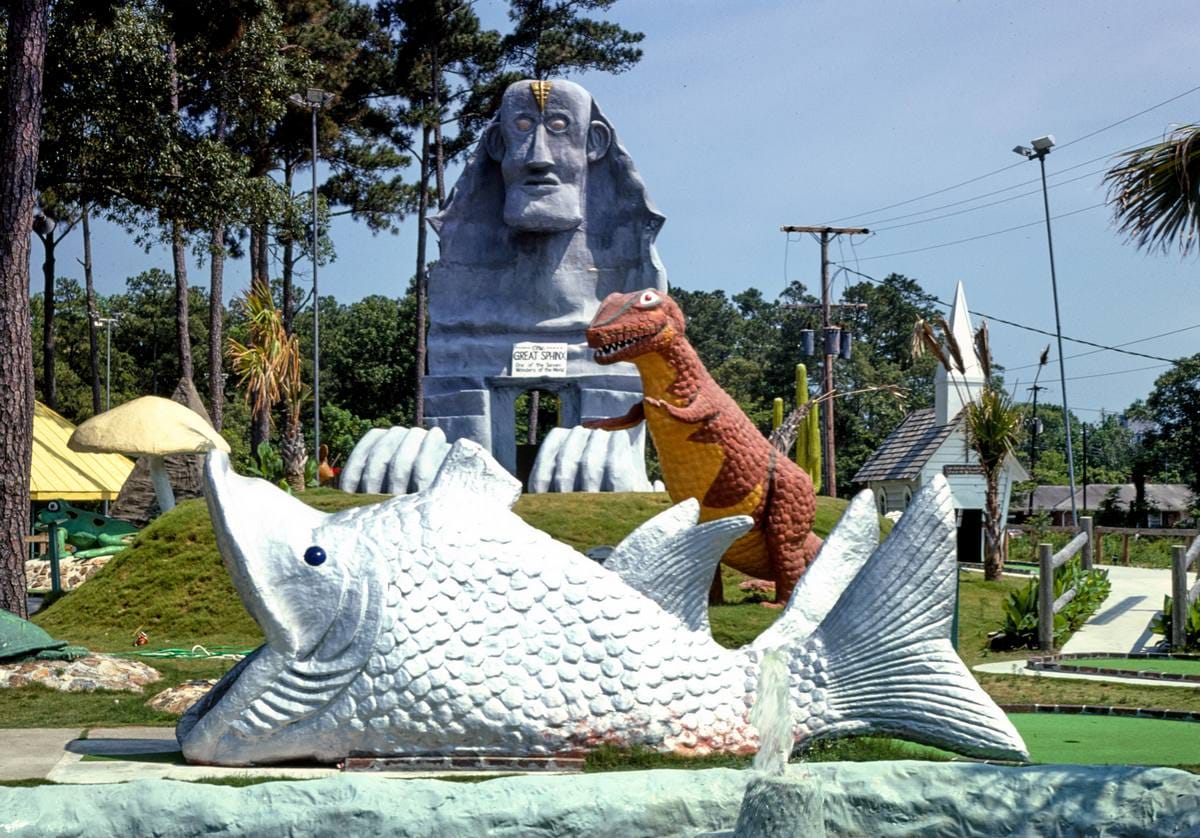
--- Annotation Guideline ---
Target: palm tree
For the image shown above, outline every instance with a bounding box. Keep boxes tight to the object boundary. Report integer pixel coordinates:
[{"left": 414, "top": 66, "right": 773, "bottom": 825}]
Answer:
[
  {"left": 914, "top": 320, "right": 1023, "bottom": 580},
  {"left": 1105, "top": 125, "right": 1200, "bottom": 256},
  {"left": 227, "top": 280, "right": 310, "bottom": 492}
]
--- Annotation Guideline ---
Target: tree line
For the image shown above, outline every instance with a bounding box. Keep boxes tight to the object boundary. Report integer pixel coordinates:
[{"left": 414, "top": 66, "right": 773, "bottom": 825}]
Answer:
[
  {"left": 5, "top": 1, "right": 1200, "bottom": 619},
  {"left": 38, "top": 265, "right": 1200, "bottom": 509},
  {"left": 0, "top": 0, "right": 645, "bottom": 616}
]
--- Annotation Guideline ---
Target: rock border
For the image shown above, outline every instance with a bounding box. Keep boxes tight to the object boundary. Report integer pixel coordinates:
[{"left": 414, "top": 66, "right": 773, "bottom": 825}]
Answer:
[
  {"left": 999, "top": 701, "right": 1200, "bottom": 722},
  {"left": 1027, "top": 651, "right": 1200, "bottom": 684}
]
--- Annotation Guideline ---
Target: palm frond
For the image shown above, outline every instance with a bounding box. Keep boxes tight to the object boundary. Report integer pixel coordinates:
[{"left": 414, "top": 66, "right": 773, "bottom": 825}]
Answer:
[
  {"left": 1104, "top": 124, "right": 1200, "bottom": 256},
  {"left": 974, "top": 320, "right": 991, "bottom": 381},
  {"left": 936, "top": 316, "right": 966, "bottom": 374}
]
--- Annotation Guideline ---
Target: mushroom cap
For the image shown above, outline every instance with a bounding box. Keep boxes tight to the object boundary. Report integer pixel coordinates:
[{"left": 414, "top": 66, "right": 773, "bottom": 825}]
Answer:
[{"left": 68, "top": 395, "right": 231, "bottom": 457}]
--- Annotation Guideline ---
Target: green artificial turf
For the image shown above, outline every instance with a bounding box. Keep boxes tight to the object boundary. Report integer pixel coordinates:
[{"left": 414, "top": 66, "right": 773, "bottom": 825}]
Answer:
[
  {"left": 1011, "top": 713, "right": 1200, "bottom": 766},
  {"left": 1065, "top": 657, "right": 1200, "bottom": 677}
]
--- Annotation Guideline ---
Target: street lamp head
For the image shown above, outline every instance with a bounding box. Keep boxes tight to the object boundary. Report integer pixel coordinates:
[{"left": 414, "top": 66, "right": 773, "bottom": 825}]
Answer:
[
  {"left": 1012, "top": 145, "right": 1035, "bottom": 159},
  {"left": 1031, "top": 134, "right": 1056, "bottom": 153},
  {"left": 290, "top": 88, "right": 335, "bottom": 109}
]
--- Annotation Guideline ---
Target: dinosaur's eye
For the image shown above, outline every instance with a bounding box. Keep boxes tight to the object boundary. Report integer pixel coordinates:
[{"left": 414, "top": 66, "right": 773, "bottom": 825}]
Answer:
[
  {"left": 639, "top": 290, "right": 662, "bottom": 308},
  {"left": 304, "top": 545, "right": 326, "bottom": 567}
]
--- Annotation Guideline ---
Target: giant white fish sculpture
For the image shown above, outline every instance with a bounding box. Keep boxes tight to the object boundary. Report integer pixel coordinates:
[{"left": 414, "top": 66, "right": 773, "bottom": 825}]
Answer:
[{"left": 179, "top": 440, "right": 1027, "bottom": 766}]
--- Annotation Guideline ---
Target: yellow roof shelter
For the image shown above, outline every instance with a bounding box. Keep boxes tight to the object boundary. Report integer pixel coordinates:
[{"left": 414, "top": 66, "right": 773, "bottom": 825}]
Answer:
[{"left": 31, "top": 402, "right": 134, "bottom": 501}]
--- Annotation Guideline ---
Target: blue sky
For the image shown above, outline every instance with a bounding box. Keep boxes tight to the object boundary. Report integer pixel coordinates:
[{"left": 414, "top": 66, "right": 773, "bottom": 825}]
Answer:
[{"left": 50, "top": 0, "right": 1200, "bottom": 418}]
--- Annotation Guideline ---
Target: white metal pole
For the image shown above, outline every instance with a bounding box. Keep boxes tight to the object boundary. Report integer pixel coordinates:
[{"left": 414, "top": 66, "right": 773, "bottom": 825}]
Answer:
[
  {"left": 311, "top": 102, "right": 321, "bottom": 464},
  {"left": 1037, "top": 151, "right": 1078, "bottom": 527}
]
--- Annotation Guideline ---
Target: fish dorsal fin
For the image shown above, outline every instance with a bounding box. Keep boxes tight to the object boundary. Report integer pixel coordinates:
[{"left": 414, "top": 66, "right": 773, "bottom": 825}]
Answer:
[
  {"left": 606, "top": 499, "right": 752, "bottom": 633},
  {"left": 427, "top": 438, "right": 521, "bottom": 508},
  {"left": 752, "top": 490, "right": 878, "bottom": 650}
]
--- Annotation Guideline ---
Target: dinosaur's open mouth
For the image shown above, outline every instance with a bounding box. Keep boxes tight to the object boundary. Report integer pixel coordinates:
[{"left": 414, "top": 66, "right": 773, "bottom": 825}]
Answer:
[{"left": 590, "top": 324, "right": 666, "bottom": 363}]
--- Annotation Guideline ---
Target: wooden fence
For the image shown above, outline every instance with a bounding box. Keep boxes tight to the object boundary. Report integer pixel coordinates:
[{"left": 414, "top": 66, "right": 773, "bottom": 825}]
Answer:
[
  {"left": 1009, "top": 524, "right": 1198, "bottom": 566},
  {"left": 1171, "top": 540, "right": 1200, "bottom": 649},
  {"left": 1038, "top": 516, "right": 1093, "bottom": 651}
]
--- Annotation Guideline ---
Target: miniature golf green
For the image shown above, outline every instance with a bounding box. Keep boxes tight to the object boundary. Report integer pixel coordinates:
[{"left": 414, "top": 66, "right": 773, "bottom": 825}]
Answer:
[
  {"left": 1064, "top": 658, "right": 1200, "bottom": 677},
  {"left": 1011, "top": 714, "right": 1200, "bottom": 766}
]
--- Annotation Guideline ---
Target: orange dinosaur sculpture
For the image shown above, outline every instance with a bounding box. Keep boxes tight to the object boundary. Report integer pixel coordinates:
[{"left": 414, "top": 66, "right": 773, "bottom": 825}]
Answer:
[{"left": 584, "top": 288, "right": 821, "bottom": 606}]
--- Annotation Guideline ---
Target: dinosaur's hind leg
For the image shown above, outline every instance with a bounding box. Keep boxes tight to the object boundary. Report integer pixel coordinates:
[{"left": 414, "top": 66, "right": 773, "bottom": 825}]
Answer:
[{"left": 764, "top": 464, "right": 821, "bottom": 606}]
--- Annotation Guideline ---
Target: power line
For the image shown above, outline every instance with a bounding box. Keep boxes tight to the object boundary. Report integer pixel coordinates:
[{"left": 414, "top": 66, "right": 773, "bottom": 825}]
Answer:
[
  {"left": 851, "top": 203, "right": 1105, "bottom": 262},
  {"left": 859, "top": 134, "right": 1163, "bottom": 228},
  {"left": 1039, "top": 363, "right": 1173, "bottom": 385},
  {"left": 833, "top": 264, "right": 1181, "bottom": 364},
  {"left": 871, "top": 168, "right": 1108, "bottom": 232},
  {"left": 825, "top": 83, "right": 1200, "bottom": 224},
  {"left": 1006, "top": 322, "right": 1200, "bottom": 372},
  {"left": 1054, "top": 83, "right": 1200, "bottom": 152}
]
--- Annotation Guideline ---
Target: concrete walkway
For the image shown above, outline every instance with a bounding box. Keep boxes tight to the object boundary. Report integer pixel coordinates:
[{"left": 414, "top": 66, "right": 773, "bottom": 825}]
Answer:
[
  {"left": 0, "top": 728, "right": 568, "bottom": 784},
  {"left": 1061, "top": 565, "right": 1174, "bottom": 655}
]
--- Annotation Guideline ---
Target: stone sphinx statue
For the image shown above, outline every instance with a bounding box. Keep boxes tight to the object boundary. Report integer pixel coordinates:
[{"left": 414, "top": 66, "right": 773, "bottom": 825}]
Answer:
[{"left": 419, "top": 79, "right": 664, "bottom": 487}]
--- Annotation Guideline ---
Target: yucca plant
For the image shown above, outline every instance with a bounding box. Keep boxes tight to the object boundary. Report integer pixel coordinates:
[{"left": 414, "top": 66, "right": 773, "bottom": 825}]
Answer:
[
  {"left": 1105, "top": 125, "right": 1200, "bottom": 256},
  {"left": 227, "top": 280, "right": 311, "bottom": 492},
  {"left": 1151, "top": 595, "right": 1200, "bottom": 651}
]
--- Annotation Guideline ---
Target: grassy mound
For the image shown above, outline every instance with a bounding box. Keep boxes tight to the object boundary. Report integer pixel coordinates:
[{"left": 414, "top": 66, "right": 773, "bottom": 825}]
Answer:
[
  {"left": 34, "top": 487, "right": 852, "bottom": 652},
  {"left": 33, "top": 489, "right": 386, "bottom": 651}
]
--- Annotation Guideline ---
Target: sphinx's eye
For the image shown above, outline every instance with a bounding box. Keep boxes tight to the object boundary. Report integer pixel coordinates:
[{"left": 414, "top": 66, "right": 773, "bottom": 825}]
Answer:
[
  {"left": 639, "top": 290, "right": 662, "bottom": 308},
  {"left": 514, "top": 116, "right": 534, "bottom": 132},
  {"left": 304, "top": 545, "right": 326, "bottom": 567},
  {"left": 545, "top": 115, "right": 569, "bottom": 132}
]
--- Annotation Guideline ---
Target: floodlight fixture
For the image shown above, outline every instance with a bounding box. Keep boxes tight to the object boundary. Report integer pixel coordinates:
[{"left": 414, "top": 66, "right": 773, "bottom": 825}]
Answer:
[
  {"left": 289, "top": 89, "right": 335, "bottom": 109},
  {"left": 1031, "top": 134, "right": 1056, "bottom": 152}
]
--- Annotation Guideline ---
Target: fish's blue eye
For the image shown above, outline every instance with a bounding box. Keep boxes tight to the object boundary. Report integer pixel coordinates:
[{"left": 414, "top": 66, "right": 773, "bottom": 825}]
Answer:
[{"left": 303, "top": 545, "right": 326, "bottom": 567}]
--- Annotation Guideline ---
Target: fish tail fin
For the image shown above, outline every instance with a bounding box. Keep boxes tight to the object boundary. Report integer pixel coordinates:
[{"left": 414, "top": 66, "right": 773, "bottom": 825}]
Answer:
[{"left": 780, "top": 476, "right": 1028, "bottom": 761}]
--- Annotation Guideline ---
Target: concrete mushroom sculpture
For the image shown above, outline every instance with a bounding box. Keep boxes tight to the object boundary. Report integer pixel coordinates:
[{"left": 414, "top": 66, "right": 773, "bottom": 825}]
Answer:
[{"left": 69, "top": 396, "right": 230, "bottom": 514}]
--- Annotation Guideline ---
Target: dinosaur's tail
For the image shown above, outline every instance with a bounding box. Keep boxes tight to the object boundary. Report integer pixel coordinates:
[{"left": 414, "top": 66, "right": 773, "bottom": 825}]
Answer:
[{"left": 757, "top": 477, "right": 1028, "bottom": 762}]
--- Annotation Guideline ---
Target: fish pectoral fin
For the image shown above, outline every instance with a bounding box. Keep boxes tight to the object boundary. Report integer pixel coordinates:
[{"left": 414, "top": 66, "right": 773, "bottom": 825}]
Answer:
[
  {"left": 236, "top": 663, "right": 360, "bottom": 735},
  {"left": 427, "top": 439, "right": 522, "bottom": 508},
  {"left": 605, "top": 499, "right": 752, "bottom": 633}
]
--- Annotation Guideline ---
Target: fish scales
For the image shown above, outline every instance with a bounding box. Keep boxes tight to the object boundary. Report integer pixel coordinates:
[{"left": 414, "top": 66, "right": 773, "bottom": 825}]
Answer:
[
  {"left": 326, "top": 493, "right": 761, "bottom": 758},
  {"left": 177, "top": 441, "right": 1028, "bottom": 766}
]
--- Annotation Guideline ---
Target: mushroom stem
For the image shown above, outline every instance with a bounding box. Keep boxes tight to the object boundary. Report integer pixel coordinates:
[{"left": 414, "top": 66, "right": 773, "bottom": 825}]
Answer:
[{"left": 149, "top": 454, "right": 176, "bottom": 513}]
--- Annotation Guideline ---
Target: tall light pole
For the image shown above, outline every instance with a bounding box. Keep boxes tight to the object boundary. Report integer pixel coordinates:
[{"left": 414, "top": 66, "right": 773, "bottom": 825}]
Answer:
[
  {"left": 290, "top": 88, "right": 335, "bottom": 464},
  {"left": 1014, "top": 135, "right": 1078, "bottom": 526},
  {"left": 92, "top": 314, "right": 120, "bottom": 411}
]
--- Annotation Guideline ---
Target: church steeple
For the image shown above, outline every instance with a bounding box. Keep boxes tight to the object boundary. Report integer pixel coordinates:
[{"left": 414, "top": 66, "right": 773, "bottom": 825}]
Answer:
[{"left": 934, "top": 282, "right": 986, "bottom": 424}]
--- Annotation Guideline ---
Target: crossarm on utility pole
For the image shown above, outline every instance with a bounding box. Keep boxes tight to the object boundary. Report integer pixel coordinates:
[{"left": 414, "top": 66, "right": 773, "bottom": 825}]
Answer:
[{"left": 780, "top": 225, "right": 870, "bottom": 498}]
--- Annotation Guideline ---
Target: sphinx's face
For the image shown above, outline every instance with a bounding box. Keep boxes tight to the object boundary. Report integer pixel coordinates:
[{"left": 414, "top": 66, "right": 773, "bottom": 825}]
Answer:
[{"left": 487, "top": 80, "right": 611, "bottom": 233}]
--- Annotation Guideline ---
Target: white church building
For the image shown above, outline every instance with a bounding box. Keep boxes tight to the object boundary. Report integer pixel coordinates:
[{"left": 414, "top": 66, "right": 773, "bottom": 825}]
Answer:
[{"left": 852, "top": 282, "right": 1028, "bottom": 561}]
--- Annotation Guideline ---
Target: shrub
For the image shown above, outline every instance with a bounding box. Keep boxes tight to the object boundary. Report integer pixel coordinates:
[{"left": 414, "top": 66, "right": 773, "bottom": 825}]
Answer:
[
  {"left": 990, "top": 561, "right": 1111, "bottom": 650},
  {"left": 244, "top": 442, "right": 317, "bottom": 492},
  {"left": 1151, "top": 595, "right": 1200, "bottom": 651}
]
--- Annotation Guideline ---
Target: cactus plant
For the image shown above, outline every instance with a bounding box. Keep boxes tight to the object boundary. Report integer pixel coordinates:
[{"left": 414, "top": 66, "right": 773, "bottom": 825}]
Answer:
[{"left": 795, "top": 364, "right": 822, "bottom": 494}]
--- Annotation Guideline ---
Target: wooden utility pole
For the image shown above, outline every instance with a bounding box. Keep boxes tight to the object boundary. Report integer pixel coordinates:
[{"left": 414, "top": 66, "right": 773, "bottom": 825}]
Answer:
[{"left": 780, "top": 225, "right": 869, "bottom": 497}]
